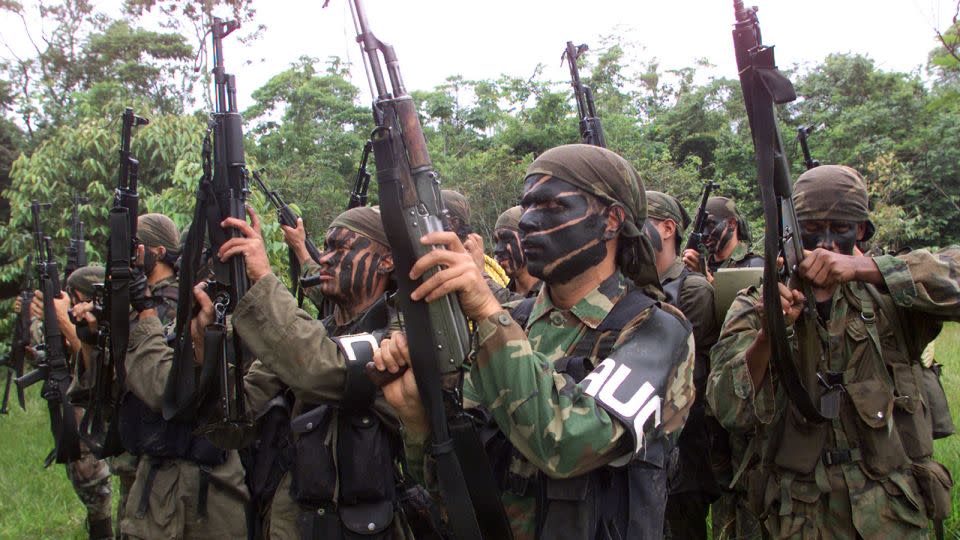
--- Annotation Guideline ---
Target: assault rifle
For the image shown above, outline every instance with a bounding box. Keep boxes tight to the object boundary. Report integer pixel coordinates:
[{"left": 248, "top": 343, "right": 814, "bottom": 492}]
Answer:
[
  {"left": 731, "top": 1, "right": 832, "bottom": 423},
  {"left": 1, "top": 260, "right": 33, "bottom": 414},
  {"left": 684, "top": 179, "right": 720, "bottom": 275},
  {"left": 797, "top": 125, "right": 820, "bottom": 170},
  {"left": 563, "top": 41, "right": 606, "bottom": 147},
  {"left": 164, "top": 18, "right": 252, "bottom": 447},
  {"left": 347, "top": 1, "right": 512, "bottom": 538},
  {"left": 348, "top": 140, "right": 374, "bottom": 209},
  {"left": 17, "top": 201, "right": 81, "bottom": 464},
  {"left": 63, "top": 193, "right": 88, "bottom": 282},
  {"left": 253, "top": 170, "right": 322, "bottom": 307}
]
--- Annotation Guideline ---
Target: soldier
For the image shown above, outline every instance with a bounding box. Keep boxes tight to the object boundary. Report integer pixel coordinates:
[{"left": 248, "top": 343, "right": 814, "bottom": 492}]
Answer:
[
  {"left": 217, "top": 205, "right": 430, "bottom": 539},
  {"left": 491, "top": 205, "right": 541, "bottom": 302},
  {"left": 373, "top": 144, "right": 696, "bottom": 539},
  {"left": 440, "top": 189, "right": 510, "bottom": 291},
  {"left": 644, "top": 191, "right": 721, "bottom": 540},
  {"left": 682, "top": 196, "right": 762, "bottom": 280},
  {"left": 107, "top": 213, "right": 249, "bottom": 539},
  {"left": 707, "top": 165, "right": 957, "bottom": 539}
]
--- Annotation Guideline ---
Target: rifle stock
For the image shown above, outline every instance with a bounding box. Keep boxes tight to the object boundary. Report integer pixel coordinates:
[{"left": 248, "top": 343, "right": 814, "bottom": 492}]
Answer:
[{"left": 731, "top": 1, "right": 832, "bottom": 423}]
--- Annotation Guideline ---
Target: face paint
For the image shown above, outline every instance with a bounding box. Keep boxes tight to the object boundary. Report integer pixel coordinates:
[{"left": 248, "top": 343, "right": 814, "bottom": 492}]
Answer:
[
  {"left": 493, "top": 228, "right": 525, "bottom": 277},
  {"left": 141, "top": 248, "right": 158, "bottom": 276},
  {"left": 318, "top": 228, "right": 391, "bottom": 307},
  {"left": 703, "top": 214, "right": 735, "bottom": 255},
  {"left": 800, "top": 220, "right": 859, "bottom": 255},
  {"left": 642, "top": 220, "right": 663, "bottom": 253},
  {"left": 518, "top": 175, "right": 610, "bottom": 285}
]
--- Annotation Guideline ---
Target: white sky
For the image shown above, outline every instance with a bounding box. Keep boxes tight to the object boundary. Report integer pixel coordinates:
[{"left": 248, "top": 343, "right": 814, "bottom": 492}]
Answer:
[{"left": 1, "top": 0, "right": 957, "bottom": 112}]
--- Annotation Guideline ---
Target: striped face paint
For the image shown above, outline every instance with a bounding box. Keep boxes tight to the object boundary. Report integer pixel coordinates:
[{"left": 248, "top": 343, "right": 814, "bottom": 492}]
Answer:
[
  {"left": 493, "top": 228, "right": 525, "bottom": 277},
  {"left": 318, "top": 227, "right": 391, "bottom": 307},
  {"left": 518, "top": 174, "right": 610, "bottom": 285}
]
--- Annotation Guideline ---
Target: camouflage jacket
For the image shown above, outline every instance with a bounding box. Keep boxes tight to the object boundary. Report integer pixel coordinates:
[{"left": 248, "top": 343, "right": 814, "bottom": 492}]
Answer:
[
  {"left": 706, "top": 247, "right": 960, "bottom": 538},
  {"left": 406, "top": 270, "right": 696, "bottom": 539},
  {"left": 708, "top": 242, "right": 763, "bottom": 273}
]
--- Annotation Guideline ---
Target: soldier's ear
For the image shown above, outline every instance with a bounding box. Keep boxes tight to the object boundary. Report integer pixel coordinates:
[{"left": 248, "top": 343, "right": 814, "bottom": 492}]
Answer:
[
  {"left": 856, "top": 222, "right": 866, "bottom": 241},
  {"left": 378, "top": 254, "right": 394, "bottom": 274},
  {"left": 603, "top": 205, "right": 626, "bottom": 240}
]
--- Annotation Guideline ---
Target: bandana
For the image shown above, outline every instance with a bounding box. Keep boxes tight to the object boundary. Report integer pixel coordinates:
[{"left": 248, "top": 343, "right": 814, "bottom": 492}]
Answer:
[{"left": 328, "top": 206, "right": 389, "bottom": 248}]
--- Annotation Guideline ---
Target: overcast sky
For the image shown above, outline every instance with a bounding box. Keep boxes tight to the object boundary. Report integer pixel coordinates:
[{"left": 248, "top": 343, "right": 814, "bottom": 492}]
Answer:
[{"left": 1, "top": 0, "right": 956, "bottom": 111}]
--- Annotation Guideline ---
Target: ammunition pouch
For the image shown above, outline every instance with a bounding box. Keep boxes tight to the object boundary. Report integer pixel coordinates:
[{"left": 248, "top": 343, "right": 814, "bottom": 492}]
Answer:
[
  {"left": 921, "top": 363, "right": 955, "bottom": 440},
  {"left": 249, "top": 392, "right": 294, "bottom": 509},
  {"left": 118, "top": 391, "right": 226, "bottom": 466},
  {"left": 911, "top": 458, "right": 954, "bottom": 520},
  {"left": 295, "top": 500, "right": 395, "bottom": 539}
]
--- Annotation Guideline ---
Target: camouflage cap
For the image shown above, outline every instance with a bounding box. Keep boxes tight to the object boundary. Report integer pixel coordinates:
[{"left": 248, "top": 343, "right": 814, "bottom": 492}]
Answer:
[
  {"left": 494, "top": 205, "right": 522, "bottom": 232},
  {"left": 66, "top": 265, "right": 105, "bottom": 298},
  {"left": 794, "top": 165, "right": 875, "bottom": 241},
  {"left": 328, "top": 206, "right": 389, "bottom": 248},
  {"left": 441, "top": 190, "right": 471, "bottom": 225},
  {"left": 525, "top": 144, "right": 660, "bottom": 289},
  {"left": 646, "top": 191, "right": 691, "bottom": 231},
  {"left": 705, "top": 196, "right": 751, "bottom": 243},
  {"left": 138, "top": 213, "right": 180, "bottom": 252}
]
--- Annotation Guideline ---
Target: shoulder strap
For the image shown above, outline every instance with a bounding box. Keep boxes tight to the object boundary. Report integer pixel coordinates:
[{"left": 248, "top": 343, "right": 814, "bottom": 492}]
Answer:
[
  {"left": 568, "top": 289, "right": 658, "bottom": 364},
  {"left": 661, "top": 268, "right": 689, "bottom": 308},
  {"left": 863, "top": 283, "right": 917, "bottom": 362}
]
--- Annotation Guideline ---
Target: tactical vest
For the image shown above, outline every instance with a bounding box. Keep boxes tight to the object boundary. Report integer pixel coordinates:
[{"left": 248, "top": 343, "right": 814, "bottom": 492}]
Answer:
[
  {"left": 501, "top": 289, "right": 689, "bottom": 540},
  {"left": 284, "top": 295, "right": 421, "bottom": 540},
  {"left": 760, "top": 282, "right": 953, "bottom": 521}
]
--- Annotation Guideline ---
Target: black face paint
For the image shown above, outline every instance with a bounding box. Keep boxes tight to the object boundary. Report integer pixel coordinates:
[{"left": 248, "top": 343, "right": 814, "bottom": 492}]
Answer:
[
  {"left": 800, "top": 220, "right": 859, "bottom": 255},
  {"left": 519, "top": 175, "right": 609, "bottom": 285},
  {"left": 643, "top": 220, "right": 663, "bottom": 253},
  {"left": 319, "top": 228, "right": 387, "bottom": 307},
  {"left": 142, "top": 249, "right": 157, "bottom": 276},
  {"left": 493, "top": 228, "right": 525, "bottom": 277},
  {"left": 703, "top": 214, "right": 734, "bottom": 255}
]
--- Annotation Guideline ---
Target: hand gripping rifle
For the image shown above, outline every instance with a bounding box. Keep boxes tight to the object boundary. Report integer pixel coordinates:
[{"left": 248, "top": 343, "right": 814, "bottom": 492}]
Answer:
[
  {"left": 683, "top": 179, "right": 720, "bottom": 274},
  {"left": 1, "top": 259, "right": 33, "bottom": 414},
  {"left": 164, "top": 18, "right": 252, "bottom": 448},
  {"left": 797, "top": 125, "right": 820, "bottom": 170},
  {"left": 348, "top": 1, "right": 512, "bottom": 537},
  {"left": 563, "top": 41, "right": 606, "bottom": 148},
  {"left": 731, "top": 1, "right": 834, "bottom": 423},
  {"left": 17, "top": 201, "right": 82, "bottom": 464},
  {"left": 63, "top": 192, "right": 89, "bottom": 283},
  {"left": 252, "top": 170, "right": 322, "bottom": 307}
]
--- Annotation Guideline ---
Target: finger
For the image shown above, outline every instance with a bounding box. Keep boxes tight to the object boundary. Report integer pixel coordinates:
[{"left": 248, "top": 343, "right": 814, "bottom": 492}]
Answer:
[
  {"left": 410, "top": 264, "right": 469, "bottom": 301},
  {"left": 193, "top": 282, "right": 214, "bottom": 314},
  {"left": 245, "top": 205, "right": 262, "bottom": 236},
  {"left": 373, "top": 340, "right": 389, "bottom": 372},
  {"left": 423, "top": 274, "right": 477, "bottom": 304},
  {"left": 296, "top": 218, "right": 304, "bottom": 231},
  {"left": 219, "top": 242, "right": 256, "bottom": 262},
  {"left": 419, "top": 231, "right": 466, "bottom": 253},
  {"left": 409, "top": 249, "right": 471, "bottom": 281},
  {"left": 394, "top": 332, "right": 411, "bottom": 366},
  {"left": 220, "top": 216, "right": 256, "bottom": 239},
  {"left": 379, "top": 338, "right": 402, "bottom": 373}
]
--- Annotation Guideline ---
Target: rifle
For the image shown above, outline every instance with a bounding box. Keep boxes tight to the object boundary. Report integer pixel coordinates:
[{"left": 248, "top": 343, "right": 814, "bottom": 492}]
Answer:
[
  {"left": 1, "top": 261, "right": 34, "bottom": 414},
  {"left": 164, "top": 18, "right": 252, "bottom": 447},
  {"left": 731, "top": 1, "right": 833, "bottom": 423},
  {"left": 562, "top": 41, "right": 606, "bottom": 148},
  {"left": 683, "top": 179, "right": 720, "bottom": 274},
  {"left": 347, "top": 1, "right": 512, "bottom": 538},
  {"left": 252, "top": 170, "right": 322, "bottom": 307},
  {"left": 17, "top": 201, "right": 82, "bottom": 464},
  {"left": 797, "top": 125, "right": 820, "bottom": 170},
  {"left": 63, "top": 193, "right": 88, "bottom": 283},
  {"left": 348, "top": 140, "right": 374, "bottom": 209}
]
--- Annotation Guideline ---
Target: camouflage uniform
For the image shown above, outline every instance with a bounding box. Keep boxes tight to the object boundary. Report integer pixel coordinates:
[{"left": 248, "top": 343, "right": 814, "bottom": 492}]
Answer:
[
  {"left": 707, "top": 247, "right": 959, "bottom": 539},
  {"left": 233, "top": 273, "right": 416, "bottom": 540},
  {"left": 119, "top": 273, "right": 249, "bottom": 539},
  {"left": 659, "top": 257, "right": 722, "bottom": 539},
  {"left": 406, "top": 270, "right": 697, "bottom": 539}
]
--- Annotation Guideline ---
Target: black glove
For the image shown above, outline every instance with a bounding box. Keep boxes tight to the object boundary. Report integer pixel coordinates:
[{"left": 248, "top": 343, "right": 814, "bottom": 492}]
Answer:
[{"left": 130, "top": 270, "right": 158, "bottom": 312}]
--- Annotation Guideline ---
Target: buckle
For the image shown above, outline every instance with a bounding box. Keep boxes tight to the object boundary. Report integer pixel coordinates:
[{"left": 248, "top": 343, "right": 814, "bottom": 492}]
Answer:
[
  {"left": 817, "top": 371, "right": 845, "bottom": 389},
  {"left": 860, "top": 312, "right": 876, "bottom": 324},
  {"left": 822, "top": 448, "right": 860, "bottom": 466}
]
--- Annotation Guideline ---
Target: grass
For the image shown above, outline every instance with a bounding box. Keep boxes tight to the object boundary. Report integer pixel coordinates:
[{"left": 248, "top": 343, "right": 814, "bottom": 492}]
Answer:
[{"left": 0, "top": 327, "right": 958, "bottom": 538}]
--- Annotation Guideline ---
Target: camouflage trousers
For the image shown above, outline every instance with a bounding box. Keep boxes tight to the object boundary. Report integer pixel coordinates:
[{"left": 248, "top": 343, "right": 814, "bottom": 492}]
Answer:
[
  {"left": 66, "top": 440, "right": 113, "bottom": 524},
  {"left": 109, "top": 452, "right": 140, "bottom": 538},
  {"left": 711, "top": 489, "right": 762, "bottom": 540}
]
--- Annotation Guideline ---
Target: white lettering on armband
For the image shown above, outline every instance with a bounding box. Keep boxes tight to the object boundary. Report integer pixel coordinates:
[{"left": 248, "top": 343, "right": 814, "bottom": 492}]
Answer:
[
  {"left": 335, "top": 333, "right": 380, "bottom": 363},
  {"left": 581, "top": 358, "right": 662, "bottom": 454}
]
